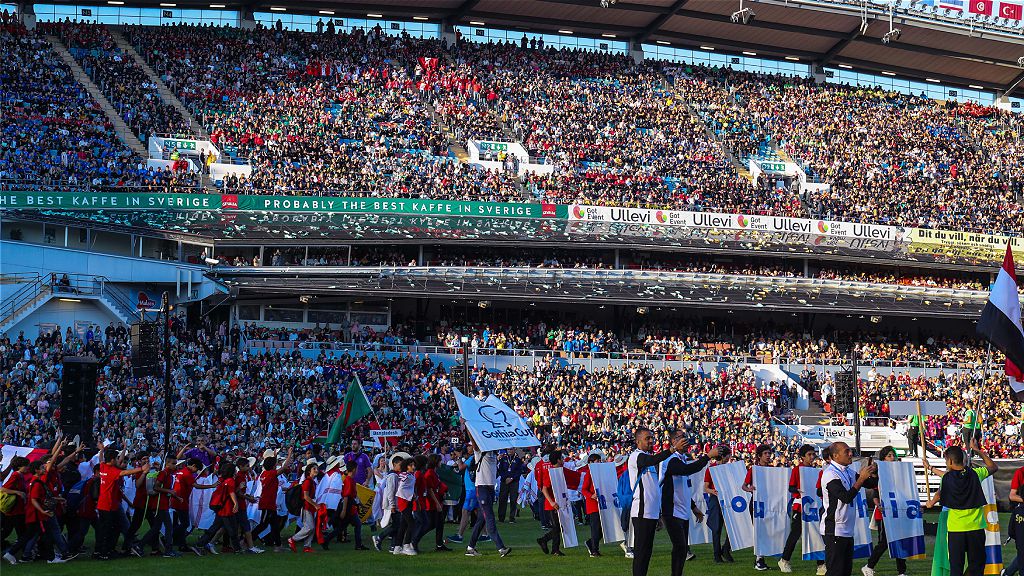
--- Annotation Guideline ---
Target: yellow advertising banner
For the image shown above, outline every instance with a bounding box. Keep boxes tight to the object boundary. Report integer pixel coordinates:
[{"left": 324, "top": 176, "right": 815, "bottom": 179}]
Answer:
[{"left": 907, "top": 228, "right": 1023, "bottom": 264}]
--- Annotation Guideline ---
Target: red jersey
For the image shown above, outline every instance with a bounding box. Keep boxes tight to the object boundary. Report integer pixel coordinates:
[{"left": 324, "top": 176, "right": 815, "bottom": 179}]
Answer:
[
  {"left": 418, "top": 469, "right": 444, "bottom": 512},
  {"left": 744, "top": 467, "right": 753, "bottom": 487},
  {"left": 234, "top": 471, "right": 248, "bottom": 497},
  {"left": 132, "top": 473, "right": 149, "bottom": 510},
  {"left": 172, "top": 468, "right": 196, "bottom": 511},
  {"left": 789, "top": 466, "right": 802, "bottom": 512},
  {"left": 2, "top": 471, "right": 27, "bottom": 516},
  {"left": 580, "top": 468, "right": 599, "bottom": 515},
  {"left": 96, "top": 463, "right": 123, "bottom": 512},
  {"left": 258, "top": 470, "right": 280, "bottom": 511},
  {"left": 25, "top": 479, "right": 47, "bottom": 525},
  {"left": 302, "top": 477, "right": 317, "bottom": 513},
  {"left": 341, "top": 475, "right": 357, "bottom": 516},
  {"left": 154, "top": 469, "right": 173, "bottom": 511},
  {"left": 216, "top": 478, "right": 237, "bottom": 517},
  {"left": 1011, "top": 467, "right": 1024, "bottom": 493}
]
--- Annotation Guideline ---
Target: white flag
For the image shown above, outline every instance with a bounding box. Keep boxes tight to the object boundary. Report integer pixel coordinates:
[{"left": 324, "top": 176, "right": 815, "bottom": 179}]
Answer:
[
  {"left": 753, "top": 466, "right": 791, "bottom": 557},
  {"left": 588, "top": 462, "right": 625, "bottom": 544},
  {"left": 689, "top": 465, "right": 713, "bottom": 546},
  {"left": 452, "top": 388, "right": 540, "bottom": 452},
  {"left": 708, "top": 461, "right": 754, "bottom": 551},
  {"left": 798, "top": 466, "right": 825, "bottom": 560},
  {"left": 548, "top": 467, "right": 579, "bottom": 548},
  {"left": 849, "top": 461, "right": 874, "bottom": 559}
]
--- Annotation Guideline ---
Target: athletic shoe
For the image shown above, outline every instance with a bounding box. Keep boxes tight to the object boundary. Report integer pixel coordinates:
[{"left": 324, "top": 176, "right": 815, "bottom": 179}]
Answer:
[
  {"left": 48, "top": 556, "right": 68, "bottom": 564},
  {"left": 687, "top": 551, "right": 697, "bottom": 561},
  {"left": 537, "top": 537, "right": 550, "bottom": 555},
  {"left": 391, "top": 546, "right": 402, "bottom": 555},
  {"left": 205, "top": 543, "right": 220, "bottom": 556},
  {"left": 372, "top": 535, "right": 382, "bottom": 551},
  {"left": 590, "top": 551, "right": 599, "bottom": 558},
  {"left": 756, "top": 558, "right": 769, "bottom": 571},
  {"left": 402, "top": 544, "right": 418, "bottom": 556},
  {"left": 817, "top": 565, "right": 828, "bottom": 576},
  {"left": 509, "top": 518, "right": 516, "bottom": 524},
  {"left": 449, "top": 534, "right": 464, "bottom": 543},
  {"left": 552, "top": 550, "right": 566, "bottom": 557},
  {"left": 465, "top": 547, "right": 481, "bottom": 557},
  {"left": 163, "top": 550, "right": 181, "bottom": 558},
  {"left": 130, "top": 545, "right": 143, "bottom": 558},
  {"left": 188, "top": 545, "right": 203, "bottom": 557},
  {"left": 250, "top": 546, "right": 265, "bottom": 554},
  {"left": 436, "top": 545, "right": 453, "bottom": 552},
  {"left": 862, "top": 566, "right": 877, "bottom": 576},
  {"left": 724, "top": 552, "right": 735, "bottom": 563},
  {"left": 779, "top": 559, "right": 793, "bottom": 573},
  {"left": 620, "top": 542, "right": 628, "bottom": 553},
  {"left": 479, "top": 535, "right": 491, "bottom": 542},
  {"left": 499, "top": 547, "right": 512, "bottom": 557},
  {"left": 3, "top": 552, "right": 18, "bottom": 565},
  {"left": 287, "top": 539, "right": 296, "bottom": 553},
  {"left": 625, "top": 550, "right": 635, "bottom": 559},
  {"left": 302, "top": 547, "right": 314, "bottom": 553}
]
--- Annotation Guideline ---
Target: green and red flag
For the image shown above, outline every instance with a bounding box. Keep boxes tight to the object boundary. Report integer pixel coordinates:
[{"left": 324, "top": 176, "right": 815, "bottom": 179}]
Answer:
[{"left": 326, "top": 375, "right": 375, "bottom": 445}]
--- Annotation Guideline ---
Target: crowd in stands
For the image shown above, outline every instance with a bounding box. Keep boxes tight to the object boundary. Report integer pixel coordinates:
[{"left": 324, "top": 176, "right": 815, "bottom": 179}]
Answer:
[
  {"left": 435, "top": 320, "right": 623, "bottom": 354},
  {"left": 0, "top": 22, "right": 199, "bottom": 192},
  {"left": 45, "top": 22, "right": 193, "bottom": 143}
]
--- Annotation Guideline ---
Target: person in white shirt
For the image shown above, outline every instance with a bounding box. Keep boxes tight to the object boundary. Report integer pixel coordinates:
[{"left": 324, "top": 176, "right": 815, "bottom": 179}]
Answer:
[
  {"left": 819, "top": 442, "right": 875, "bottom": 576},
  {"left": 628, "top": 428, "right": 687, "bottom": 576},
  {"left": 465, "top": 440, "right": 511, "bottom": 558}
]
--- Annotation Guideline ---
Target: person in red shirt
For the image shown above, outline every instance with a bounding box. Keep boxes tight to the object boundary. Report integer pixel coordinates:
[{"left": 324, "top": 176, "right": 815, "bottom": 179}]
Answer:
[
  {"left": 742, "top": 444, "right": 774, "bottom": 571},
  {"left": 329, "top": 461, "right": 368, "bottom": 550},
  {"left": 233, "top": 457, "right": 259, "bottom": 554},
  {"left": 91, "top": 446, "right": 149, "bottom": 561},
  {"left": 139, "top": 458, "right": 179, "bottom": 557},
  {"left": 863, "top": 446, "right": 907, "bottom": 576},
  {"left": 704, "top": 447, "right": 735, "bottom": 563},
  {"left": 252, "top": 448, "right": 293, "bottom": 552},
  {"left": 287, "top": 462, "right": 320, "bottom": 553},
  {"left": 536, "top": 449, "right": 581, "bottom": 557},
  {"left": 1, "top": 456, "right": 31, "bottom": 565},
  {"left": 780, "top": 444, "right": 820, "bottom": 572},
  {"left": 194, "top": 461, "right": 242, "bottom": 555},
  {"left": 123, "top": 457, "right": 152, "bottom": 556},
  {"left": 413, "top": 453, "right": 449, "bottom": 552},
  {"left": 579, "top": 452, "right": 604, "bottom": 557},
  {"left": 171, "top": 457, "right": 217, "bottom": 552}
]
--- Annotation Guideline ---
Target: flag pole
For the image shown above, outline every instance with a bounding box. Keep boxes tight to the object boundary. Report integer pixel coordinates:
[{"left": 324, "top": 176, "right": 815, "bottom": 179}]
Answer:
[{"left": 968, "top": 342, "right": 991, "bottom": 465}]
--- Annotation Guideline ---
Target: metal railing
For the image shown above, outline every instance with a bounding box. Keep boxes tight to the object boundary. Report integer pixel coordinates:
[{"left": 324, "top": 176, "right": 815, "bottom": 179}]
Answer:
[{"left": 0, "top": 274, "right": 47, "bottom": 328}]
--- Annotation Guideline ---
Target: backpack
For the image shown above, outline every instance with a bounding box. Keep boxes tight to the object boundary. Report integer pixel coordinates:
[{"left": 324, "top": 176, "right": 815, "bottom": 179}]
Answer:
[
  {"left": 209, "top": 482, "right": 228, "bottom": 512},
  {"left": 285, "top": 483, "right": 304, "bottom": 516},
  {"left": 66, "top": 479, "right": 88, "bottom": 515},
  {"left": 0, "top": 492, "right": 16, "bottom": 515},
  {"left": 615, "top": 467, "right": 634, "bottom": 511}
]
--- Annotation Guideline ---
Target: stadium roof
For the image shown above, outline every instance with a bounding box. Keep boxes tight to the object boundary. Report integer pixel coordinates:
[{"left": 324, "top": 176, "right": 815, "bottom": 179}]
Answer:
[{"left": 59, "top": 0, "right": 1024, "bottom": 96}]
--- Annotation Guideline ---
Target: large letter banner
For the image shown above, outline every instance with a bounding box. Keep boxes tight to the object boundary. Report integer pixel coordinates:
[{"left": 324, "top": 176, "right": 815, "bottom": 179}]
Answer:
[
  {"left": 548, "top": 467, "right": 579, "bottom": 548},
  {"left": 982, "top": 477, "right": 1003, "bottom": 575},
  {"left": 850, "top": 461, "right": 874, "bottom": 559},
  {"left": 753, "top": 466, "right": 792, "bottom": 557},
  {"left": 708, "top": 461, "right": 754, "bottom": 551},
  {"left": 452, "top": 388, "right": 540, "bottom": 451},
  {"left": 689, "top": 465, "right": 713, "bottom": 546},
  {"left": 876, "top": 461, "right": 925, "bottom": 559},
  {"left": 799, "top": 467, "right": 825, "bottom": 560},
  {"left": 588, "top": 462, "right": 626, "bottom": 543}
]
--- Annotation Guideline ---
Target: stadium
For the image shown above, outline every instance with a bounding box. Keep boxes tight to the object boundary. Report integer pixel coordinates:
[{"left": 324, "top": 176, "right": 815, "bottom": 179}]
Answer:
[{"left": 0, "top": 0, "right": 1023, "bottom": 573}]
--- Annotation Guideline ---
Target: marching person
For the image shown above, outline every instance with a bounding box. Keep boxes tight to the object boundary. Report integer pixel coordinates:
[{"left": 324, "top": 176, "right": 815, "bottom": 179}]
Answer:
[
  {"left": 286, "top": 462, "right": 320, "bottom": 554},
  {"left": 580, "top": 451, "right": 604, "bottom": 557},
  {"left": 171, "top": 457, "right": 217, "bottom": 552},
  {"left": 94, "top": 447, "right": 150, "bottom": 561},
  {"left": 253, "top": 448, "right": 292, "bottom": 552},
  {"left": 536, "top": 449, "right": 578, "bottom": 557},
  {"left": 628, "top": 428, "right": 695, "bottom": 576},
  {"left": 861, "top": 446, "right": 906, "bottom": 576},
  {"left": 662, "top": 431, "right": 718, "bottom": 576},
  {"left": 497, "top": 450, "right": 525, "bottom": 524},
  {"left": 194, "top": 460, "right": 243, "bottom": 556},
  {"left": 742, "top": 444, "right": 774, "bottom": 571},
  {"left": 924, "top": 439, "right": 998, "bottom": 576},
  {"left": 464, "top": 432, "right": 512, "bottom": 558},
  {"left": 704, "top": 444, "right": 735, "bottom": 564},
  {"left": 820, "top": 442, "right": 876, "bottom": 576},
  {"left": 780, "top": 444, "right": 822, "bottom": 573}
]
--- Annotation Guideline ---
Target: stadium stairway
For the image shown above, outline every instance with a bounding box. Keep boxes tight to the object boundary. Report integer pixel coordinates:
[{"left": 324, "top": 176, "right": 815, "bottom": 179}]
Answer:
[
  {"left": 109, "top": 29, "right": 210, "bottom": 141},
  {"left": 45, "top": 35, "right": 148, "bottom": 158},
  {"left": 678, "top": 98, "right": 755, "bottom": 184}
]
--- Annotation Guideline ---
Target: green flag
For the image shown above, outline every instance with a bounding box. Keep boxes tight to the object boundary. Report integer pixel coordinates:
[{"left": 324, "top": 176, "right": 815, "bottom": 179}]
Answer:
[{"left": 326, "top": 376, "right": 373, "bottom": 445}]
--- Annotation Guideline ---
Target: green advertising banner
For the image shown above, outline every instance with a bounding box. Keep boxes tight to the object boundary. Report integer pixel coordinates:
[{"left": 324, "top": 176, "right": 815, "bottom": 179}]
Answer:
[{"left": 0, "top": 191, "right": 563, "bottom": 219}]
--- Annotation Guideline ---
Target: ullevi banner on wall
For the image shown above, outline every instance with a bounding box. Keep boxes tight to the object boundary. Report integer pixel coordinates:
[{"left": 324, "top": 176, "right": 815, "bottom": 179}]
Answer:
[{"left": 567, "top": 204, "right": 911, "bottom": 243}]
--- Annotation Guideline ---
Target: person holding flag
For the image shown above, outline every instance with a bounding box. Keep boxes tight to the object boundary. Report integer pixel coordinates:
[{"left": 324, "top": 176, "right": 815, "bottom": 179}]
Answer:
[
  {"left": 661, "top": 430, "right": 718, "bottom": 576},
  {"left": 327, "top": 375, "right": 378, "bottom": 447},
  {"left": 742, "top": 444, "right": 775, "bottom": 572},
  {"left": 780, "top": 444, "right": 823, "bottom": 574},
  {"left": 820, "top": 442, "right": 876, "bottom": 576}
]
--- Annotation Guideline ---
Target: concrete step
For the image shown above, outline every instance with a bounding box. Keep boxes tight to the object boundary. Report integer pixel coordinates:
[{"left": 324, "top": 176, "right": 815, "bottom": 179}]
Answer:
[
  {"left": 45, "top": 35, "right": 148, "bottom": 158},
  {"left": 449, "top": 144, "right": 469, "bottom": 163},
  {"left": 109, "top": 28, "right": 209, "bottom": 140}
]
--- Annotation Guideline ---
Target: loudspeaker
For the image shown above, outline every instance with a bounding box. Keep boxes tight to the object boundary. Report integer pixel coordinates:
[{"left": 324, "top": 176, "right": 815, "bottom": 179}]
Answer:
[
  {"left": 60, "top": 357, "right": 99, "bottom": 444},
  {"left": 833, "top": 370, "right": 857, "bottom": 414},
  {"left": 131, "top": 322, "right": 159, "bottom": 377}
]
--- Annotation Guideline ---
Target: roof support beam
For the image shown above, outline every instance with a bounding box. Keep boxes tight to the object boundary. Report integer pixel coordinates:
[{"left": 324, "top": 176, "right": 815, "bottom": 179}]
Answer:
[
  {"left": 818, "top": 25, "right": 861, "bottom": 67},
  {"left": 1002, "top": 69, "right": 1024, "bottom": 98},
  {"left": 673, "top": 9, "right": 850, "bottom": 39},
  {"left": 447, "top": 0, "right": 483, "bottom": 24},
  {"left": 635, "top": 0, "right": 691, "bottom": 43}
]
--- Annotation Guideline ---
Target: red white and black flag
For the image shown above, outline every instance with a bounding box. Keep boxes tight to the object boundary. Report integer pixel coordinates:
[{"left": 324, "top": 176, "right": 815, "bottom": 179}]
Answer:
[{"left": 977, "top": 243, "right": 1024, "bottom": 400}]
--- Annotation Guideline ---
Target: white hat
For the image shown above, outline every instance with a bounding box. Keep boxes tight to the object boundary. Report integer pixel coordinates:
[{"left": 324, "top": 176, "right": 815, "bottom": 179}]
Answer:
[
  {"left": 613, "top": 454, "right": 628, "bottom": 467},
  {"left": 589, "top": 449, "right": 607, "bottom": 462},
  {"left": 261, "top": 448, "right": 278, "bottom": 460},
  {"left": 527, "top": 456, "right": 541, "bottom": 472},
  {"left": 390, "top": 451, "right": 412, "bottom": 465},
  {"left": 325, "top": 455, "right": 342, "bottom": 471},
  {"left": 305, "top": 457, "right": 321, "bottom": 468},
  {"left": 246, "top": 457, "right": 257, "bottom": 470}
]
